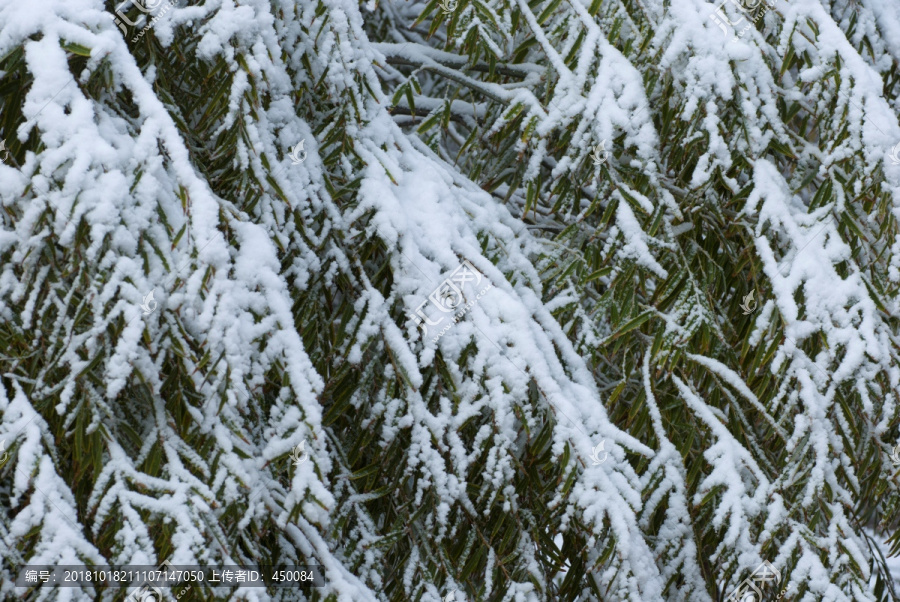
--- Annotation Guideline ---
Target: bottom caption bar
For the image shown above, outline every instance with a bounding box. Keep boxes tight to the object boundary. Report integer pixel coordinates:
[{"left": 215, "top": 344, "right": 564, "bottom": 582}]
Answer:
[{"left": 15, "top": 565, "right": 325, "bottom": 588}]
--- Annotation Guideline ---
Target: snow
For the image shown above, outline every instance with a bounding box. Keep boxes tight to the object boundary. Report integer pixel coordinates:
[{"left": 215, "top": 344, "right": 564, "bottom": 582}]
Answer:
[{"left": 2, "top": 0, "right": 900, "bottom": 598}]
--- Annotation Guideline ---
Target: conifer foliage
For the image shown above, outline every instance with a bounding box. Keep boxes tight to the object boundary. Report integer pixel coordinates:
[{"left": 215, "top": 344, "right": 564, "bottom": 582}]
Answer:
[{"left": 1, "top": 0, "right": 900, "bottom": 600}]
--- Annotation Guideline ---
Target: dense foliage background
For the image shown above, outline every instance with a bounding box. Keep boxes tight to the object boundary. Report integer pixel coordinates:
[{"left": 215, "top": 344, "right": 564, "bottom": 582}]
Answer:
[{"left": 2, "top": 0, "right": 900, "bottom": 600}]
